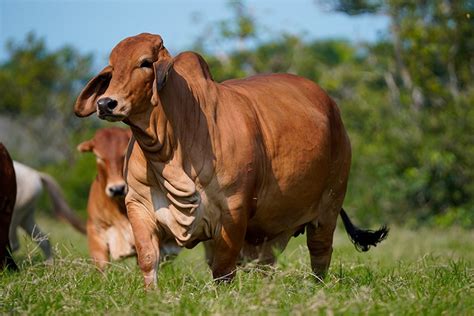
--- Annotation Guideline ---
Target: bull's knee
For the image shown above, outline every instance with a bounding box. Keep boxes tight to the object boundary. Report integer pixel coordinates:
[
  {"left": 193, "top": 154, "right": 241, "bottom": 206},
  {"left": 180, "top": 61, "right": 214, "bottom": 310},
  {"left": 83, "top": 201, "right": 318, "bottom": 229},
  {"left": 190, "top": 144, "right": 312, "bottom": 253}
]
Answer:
[
  {"left": 138, "top": 250, "right": 157, "bottom": 273},
  {"left": 137, "top": 248, "right": 158, "bottom": 288}
]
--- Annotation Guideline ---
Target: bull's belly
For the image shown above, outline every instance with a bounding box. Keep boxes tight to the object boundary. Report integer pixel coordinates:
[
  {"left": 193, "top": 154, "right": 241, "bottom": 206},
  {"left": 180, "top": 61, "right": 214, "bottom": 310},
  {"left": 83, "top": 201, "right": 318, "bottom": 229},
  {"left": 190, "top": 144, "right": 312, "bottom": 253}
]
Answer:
[
  {"left": 246, "top": 204, "right": 318, "bottom": 241},
  {"left": 245, "top": 147, "right": 335, "bottom": 237},
  {"left": 246, "top": 178, "right": 332, "bottom": 238}
]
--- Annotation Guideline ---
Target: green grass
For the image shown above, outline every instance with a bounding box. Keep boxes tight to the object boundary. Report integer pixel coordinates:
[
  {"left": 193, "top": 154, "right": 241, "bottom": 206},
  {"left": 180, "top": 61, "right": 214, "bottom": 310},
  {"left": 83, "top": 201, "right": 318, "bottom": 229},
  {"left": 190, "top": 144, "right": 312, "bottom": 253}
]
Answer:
[{"left": 1, "top": 217, "right": 473, "bottom": 315}]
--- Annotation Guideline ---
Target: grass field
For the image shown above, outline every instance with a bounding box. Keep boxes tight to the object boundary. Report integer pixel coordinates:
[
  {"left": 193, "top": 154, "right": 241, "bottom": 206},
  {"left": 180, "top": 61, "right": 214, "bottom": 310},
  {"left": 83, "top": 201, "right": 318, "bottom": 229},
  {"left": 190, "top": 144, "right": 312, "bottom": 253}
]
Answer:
[{"left": 1, "top": 216, "right": 473, "bottom": 315}]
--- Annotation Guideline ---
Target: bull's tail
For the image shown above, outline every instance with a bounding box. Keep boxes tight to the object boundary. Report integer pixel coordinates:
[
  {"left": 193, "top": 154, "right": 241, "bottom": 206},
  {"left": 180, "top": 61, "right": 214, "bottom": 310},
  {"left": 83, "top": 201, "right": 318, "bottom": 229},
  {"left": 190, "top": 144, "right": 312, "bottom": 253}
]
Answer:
[
  {"left": 39, "top": 173, "right": 87, "bottom": 234},
  {"left": 340, "top": 208, "right": 388, "bottom": 252}
]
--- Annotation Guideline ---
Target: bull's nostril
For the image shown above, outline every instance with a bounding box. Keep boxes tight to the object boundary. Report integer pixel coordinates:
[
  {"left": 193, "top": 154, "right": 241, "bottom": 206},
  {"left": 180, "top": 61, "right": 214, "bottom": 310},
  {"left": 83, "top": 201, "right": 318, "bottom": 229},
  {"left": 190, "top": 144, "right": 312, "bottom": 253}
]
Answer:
[
  {"left": 97, "top": 97, "right": 118, "bottom": 111},
  {"left": 107, "top": 99, "right": 118, "bottom": 110}
]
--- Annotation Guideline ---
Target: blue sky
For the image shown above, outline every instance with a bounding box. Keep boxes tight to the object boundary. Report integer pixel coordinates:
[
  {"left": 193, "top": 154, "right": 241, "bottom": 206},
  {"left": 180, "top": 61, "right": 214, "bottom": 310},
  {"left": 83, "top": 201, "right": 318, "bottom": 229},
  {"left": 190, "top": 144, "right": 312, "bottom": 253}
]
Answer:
[{"left": 0, "top": 0, "right": 389, "bottom": 64}]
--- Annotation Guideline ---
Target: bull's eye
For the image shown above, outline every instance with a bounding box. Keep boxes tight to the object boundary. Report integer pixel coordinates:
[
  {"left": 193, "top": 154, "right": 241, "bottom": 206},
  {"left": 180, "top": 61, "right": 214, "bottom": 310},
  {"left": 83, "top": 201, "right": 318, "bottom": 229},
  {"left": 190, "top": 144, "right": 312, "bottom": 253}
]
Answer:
[{"left": 140, "top": 60, "right": 153, "bottom": 69}]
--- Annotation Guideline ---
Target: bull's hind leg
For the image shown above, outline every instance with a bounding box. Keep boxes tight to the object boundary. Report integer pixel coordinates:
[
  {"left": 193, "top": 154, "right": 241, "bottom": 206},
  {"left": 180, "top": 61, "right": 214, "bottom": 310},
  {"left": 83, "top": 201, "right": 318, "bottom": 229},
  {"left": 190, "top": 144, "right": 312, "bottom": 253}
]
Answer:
[
  {"left": 127, "top": 204, "right": 159, "bottom": 288},
  {"left": 306, "top": 218, "right": 337, "bottom": 280},
  {"left": 306, "top": 197, "right": 342, "bottom": 280},
  {"left": 211, "top": 196, "right": 247, "bottom": 282},
  {"left": 308, "top": 157, "right": 350, "bottom": 280}
]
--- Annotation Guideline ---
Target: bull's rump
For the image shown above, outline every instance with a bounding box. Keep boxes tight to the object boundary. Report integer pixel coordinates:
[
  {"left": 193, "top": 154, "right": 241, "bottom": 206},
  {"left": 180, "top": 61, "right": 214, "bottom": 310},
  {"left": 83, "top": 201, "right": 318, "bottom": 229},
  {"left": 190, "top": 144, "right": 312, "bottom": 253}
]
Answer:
[{"left": 219, "top": 74, "right": 349, "bottom": 235}]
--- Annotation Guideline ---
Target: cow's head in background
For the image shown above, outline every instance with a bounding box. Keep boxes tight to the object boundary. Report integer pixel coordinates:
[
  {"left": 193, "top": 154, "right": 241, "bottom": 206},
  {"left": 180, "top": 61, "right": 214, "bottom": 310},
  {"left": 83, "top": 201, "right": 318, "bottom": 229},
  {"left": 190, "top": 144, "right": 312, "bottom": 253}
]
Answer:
[{"left": 78, "top": 127, "right": 132, "bottom": 198}]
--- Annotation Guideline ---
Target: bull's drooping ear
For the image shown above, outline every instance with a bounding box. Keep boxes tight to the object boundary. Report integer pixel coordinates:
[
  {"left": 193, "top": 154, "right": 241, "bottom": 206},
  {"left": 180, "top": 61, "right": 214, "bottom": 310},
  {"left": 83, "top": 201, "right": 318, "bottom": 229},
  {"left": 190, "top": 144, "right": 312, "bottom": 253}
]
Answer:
[
  {"left": 77, "top": 140, "right": 94, "bottom": 153},
  {"left": 74, "top": 66, "right": 112, "bottom": 117},
  {"left": 151, "top": 47, "right": 173, "bottom": 106}
]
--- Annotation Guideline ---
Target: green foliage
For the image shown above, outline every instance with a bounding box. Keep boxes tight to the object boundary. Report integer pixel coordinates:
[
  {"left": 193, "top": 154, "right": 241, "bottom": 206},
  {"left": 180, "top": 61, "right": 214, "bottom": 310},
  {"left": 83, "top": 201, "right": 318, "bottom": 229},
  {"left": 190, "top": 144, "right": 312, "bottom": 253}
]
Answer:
[
  {"left": 0, "top": 32, "right": 92, "bottom": 117},
  {"left": 219, "top": 1, "right": 256, "bottom": 41},
  {"left": 0, "top": 32, "right": 102, "bottom": 167},
  {"left": 317, "top": 0, "right": 474, "bottom": 227},
  {"left": 0, "top": 34, "right": 107, "bottom": 216},
  {"left": 323, "top": 0, "right": 383, "bottom": 15}
]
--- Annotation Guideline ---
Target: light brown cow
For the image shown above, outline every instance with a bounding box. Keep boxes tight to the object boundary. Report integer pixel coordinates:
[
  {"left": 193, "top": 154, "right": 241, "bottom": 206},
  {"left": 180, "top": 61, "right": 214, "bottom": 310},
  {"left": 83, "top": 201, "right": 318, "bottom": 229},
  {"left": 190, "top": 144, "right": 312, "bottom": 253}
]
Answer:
[
  {"left": 74, "top": 33, "right": 388, "bottom": 287},
  {"left": 78, "top": 127, "right": 180, "bottom": 270}
]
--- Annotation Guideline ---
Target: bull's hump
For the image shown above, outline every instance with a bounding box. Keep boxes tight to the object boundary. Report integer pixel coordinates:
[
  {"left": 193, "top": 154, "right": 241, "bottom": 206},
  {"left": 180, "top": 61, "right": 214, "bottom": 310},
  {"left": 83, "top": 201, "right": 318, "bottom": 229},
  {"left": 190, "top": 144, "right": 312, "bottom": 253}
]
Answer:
[{"left": 221, "top": 73, "right": 306, "bottom": 86}]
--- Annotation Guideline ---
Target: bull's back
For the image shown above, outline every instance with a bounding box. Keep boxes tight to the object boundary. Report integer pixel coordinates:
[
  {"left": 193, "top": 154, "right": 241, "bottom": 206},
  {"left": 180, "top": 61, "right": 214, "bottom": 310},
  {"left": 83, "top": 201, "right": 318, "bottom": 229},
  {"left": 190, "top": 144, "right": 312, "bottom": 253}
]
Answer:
[{"left": 221, "top": 74, "right": 350, "bottom": 234}]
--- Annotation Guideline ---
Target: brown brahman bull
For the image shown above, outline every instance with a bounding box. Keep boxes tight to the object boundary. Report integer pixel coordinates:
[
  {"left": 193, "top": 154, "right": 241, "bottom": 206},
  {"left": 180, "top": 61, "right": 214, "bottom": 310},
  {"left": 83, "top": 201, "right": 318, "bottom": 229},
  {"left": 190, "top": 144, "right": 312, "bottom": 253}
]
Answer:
[
  {"left": 74, "top": 33, "right": 388, "bottom": 288},
  {"left": 0, "top": 143, "right": 17, "bottom": 270},
  {"left": 78, "top": 127, "right": 180, "bottom": 270}
]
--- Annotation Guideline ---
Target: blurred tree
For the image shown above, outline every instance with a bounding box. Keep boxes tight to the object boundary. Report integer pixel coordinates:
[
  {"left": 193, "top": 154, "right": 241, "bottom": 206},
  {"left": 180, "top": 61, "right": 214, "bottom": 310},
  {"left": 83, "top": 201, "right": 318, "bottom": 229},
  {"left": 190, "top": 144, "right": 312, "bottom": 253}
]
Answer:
[
  {"left": 321, "top": 0, "right": 474, "bottom": 226},
  {"left": 219, "top": 0, "right": 257, "bottom": 51},
  {"left": 0, "top": 33, "right": 104, "bottom": 215},
  {"left": 193, "top": 0, "right": 260, "bottom": 78},
  {"left": 0, "top": 32, "right": 101, "bottom": 165},
  {"left": 323, "top": 0, "right": 474, "bottom": 108}
]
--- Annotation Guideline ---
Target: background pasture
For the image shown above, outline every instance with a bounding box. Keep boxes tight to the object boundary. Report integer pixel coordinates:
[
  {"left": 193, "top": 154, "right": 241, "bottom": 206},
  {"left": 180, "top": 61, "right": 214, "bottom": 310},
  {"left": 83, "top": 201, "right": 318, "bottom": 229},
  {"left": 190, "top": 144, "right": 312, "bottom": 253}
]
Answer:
[{"left": 1, "top": 218, "right": 473, "bottom": 314}]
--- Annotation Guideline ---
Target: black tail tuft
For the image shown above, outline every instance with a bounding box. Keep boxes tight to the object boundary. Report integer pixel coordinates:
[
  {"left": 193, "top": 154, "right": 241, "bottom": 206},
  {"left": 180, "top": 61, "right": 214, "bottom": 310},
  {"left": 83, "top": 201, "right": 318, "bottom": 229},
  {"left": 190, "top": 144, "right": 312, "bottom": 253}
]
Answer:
[{"left": 340, "top": 208, "right": 389, "bottom": 252}]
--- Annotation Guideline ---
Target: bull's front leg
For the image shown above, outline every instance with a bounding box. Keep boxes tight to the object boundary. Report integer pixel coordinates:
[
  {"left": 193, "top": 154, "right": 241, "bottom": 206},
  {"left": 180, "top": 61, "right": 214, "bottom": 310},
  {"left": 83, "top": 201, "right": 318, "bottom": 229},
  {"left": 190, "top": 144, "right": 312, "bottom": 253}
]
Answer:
[
  {"left": 211, "top": 195, "right": 247, "bottom": 282},
  {"left": 127, "top": 202, "right": 159, "bottom": 288}
]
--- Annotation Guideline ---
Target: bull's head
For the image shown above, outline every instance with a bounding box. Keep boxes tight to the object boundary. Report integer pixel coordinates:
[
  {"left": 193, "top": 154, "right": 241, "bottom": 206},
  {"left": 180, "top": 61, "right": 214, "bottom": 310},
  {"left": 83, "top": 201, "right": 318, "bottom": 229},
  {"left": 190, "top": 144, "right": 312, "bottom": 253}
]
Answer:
[{"left": 74, "top": 33, "right": 173, "bottom": 122}]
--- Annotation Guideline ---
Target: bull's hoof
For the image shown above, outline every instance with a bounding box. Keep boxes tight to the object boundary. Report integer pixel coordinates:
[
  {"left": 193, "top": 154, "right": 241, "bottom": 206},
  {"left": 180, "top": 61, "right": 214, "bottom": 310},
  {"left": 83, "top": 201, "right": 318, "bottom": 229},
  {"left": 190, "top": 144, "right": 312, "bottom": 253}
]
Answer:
[{"left": 212, "top": 270, "right": 236, "bottom": 283}]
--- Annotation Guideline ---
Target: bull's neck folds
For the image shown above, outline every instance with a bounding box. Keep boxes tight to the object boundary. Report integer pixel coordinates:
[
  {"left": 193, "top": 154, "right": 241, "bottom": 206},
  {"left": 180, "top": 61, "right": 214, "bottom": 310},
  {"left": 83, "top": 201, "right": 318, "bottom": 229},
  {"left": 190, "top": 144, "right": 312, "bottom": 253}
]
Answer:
[{"left": 124, "top": 56, "right": 217, "bottom": 244}]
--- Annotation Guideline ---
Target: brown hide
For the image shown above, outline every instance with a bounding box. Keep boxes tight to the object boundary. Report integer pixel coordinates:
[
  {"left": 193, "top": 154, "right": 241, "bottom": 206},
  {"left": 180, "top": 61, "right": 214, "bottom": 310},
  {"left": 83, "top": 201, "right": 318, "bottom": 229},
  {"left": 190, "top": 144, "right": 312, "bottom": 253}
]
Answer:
[
  {"left": 74, "top": 33, "right": 387, "bottom": 287},
  {"left": 0, "top": 143, "right": 17, "bottom": 270}
]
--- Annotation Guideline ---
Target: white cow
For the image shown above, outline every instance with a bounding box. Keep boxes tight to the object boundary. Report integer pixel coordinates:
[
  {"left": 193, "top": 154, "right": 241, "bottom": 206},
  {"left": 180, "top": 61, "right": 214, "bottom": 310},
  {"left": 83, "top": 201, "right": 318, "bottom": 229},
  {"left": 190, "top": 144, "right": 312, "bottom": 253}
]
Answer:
[{"left": 9, "top": 161, "right": 86, "bottom": 261}]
